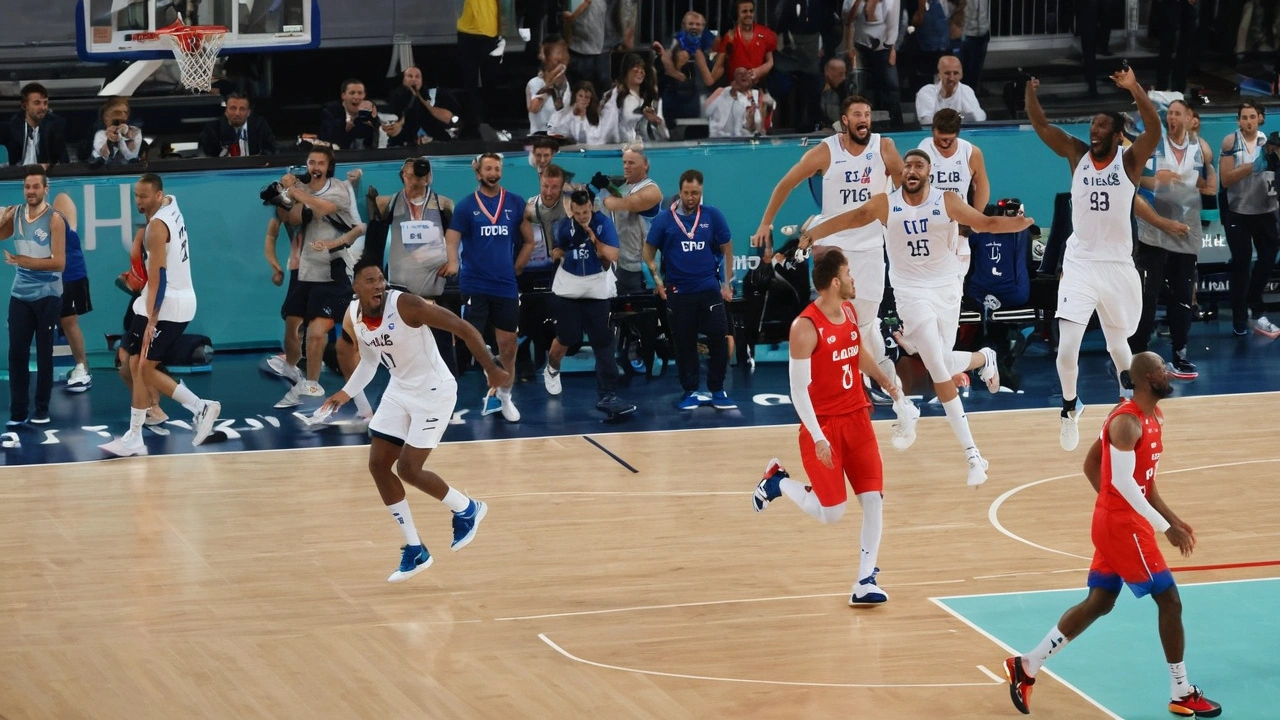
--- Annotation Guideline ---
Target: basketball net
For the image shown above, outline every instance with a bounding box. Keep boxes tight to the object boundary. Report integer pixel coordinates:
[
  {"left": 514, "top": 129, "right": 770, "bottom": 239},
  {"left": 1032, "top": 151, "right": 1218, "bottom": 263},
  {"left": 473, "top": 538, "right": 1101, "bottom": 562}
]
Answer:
[{"left": 135, "top": 18, "right": 227, "bottom": 93}]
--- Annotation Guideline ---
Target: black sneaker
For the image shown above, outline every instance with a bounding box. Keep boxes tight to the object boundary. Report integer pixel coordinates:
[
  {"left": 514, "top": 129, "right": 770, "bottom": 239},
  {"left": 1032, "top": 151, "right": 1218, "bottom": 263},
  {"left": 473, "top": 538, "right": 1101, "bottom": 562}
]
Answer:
[
  {"left": 1233, "top": 323, "right": 1249, "bottom": 336},
  {"left": 1169, "top": 350, "right": 1198, "bottom": 380},
  {"left": 596, "top": 394, "right": 637, "bottom": 417},
  {"left": 30, "top": 412, "right": 50, "bottom": 425}
]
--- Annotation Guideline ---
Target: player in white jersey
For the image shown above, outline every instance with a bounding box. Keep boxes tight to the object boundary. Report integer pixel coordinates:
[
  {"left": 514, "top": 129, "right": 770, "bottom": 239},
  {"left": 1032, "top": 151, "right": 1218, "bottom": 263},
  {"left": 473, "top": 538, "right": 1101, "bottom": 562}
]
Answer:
[
  {"left": 319, "top": 257, "right": 508, "bottom": 583},
  {"left": 1025, "top": 67, "right": 1162, "bottom": 451},
  {"left": 101, "top": 174, "right": 221, "bottom": 457},
  {"left": 752, "top": 95, "right": 904, "bottom": 400},
  {"left": 803, "top": 150, "right": 1034, "bottom": 485}
]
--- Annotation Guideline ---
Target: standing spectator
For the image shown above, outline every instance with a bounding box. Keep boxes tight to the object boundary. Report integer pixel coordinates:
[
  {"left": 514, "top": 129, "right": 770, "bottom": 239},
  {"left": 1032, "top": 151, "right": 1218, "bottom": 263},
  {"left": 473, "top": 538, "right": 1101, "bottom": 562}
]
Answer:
[
  {"left": 600, "top": 144, "right": 663, "bottom": 294},
  {"left": 603, "top": 53, "right": 670, "bottom": 143},
  {"left": 907, "top": 0, "right": 957, "bottom": 92},
  {"left": 198, "top": 92, "right": 277, "bottom": 157},
  {"left": 527, "top": 40, "right": 572, "bottom": 135},
  {"left": 1218, "top": 102, "right": 1280, "bottom": 338},
  {"left": 915, "top": 55, "right": 986, "bottom": 124},
  {"left": 4, "top": 83, "right": 68, "bottom": 167},
  {"left": 959, "top": 0, "right": 991, "bottom": 93},
  {"left": 456, "top": 0, "right": 501, "bottom": 139},
  {"left": 770, "top": 0, "right": 841, "bottom": 130},
  {"left": 644, "top": 169, "right": 737, "bottom": 411},
  {"left": 52, "top": 192, "right": 92, "bottom": 392},
  {"left": 848, "top": 0, "right": 903, "bottom": 127},
  {"left": 1, "top": 166, "right": 64, "bottom": 426},
  {"left": 1154, "top": 0, "right": 1199, "bottom": 94},
  {"left": 653, "top": 12, "right": 713, "bottom": 127},
  {"left": 707, "top": 0, "right": 778, "bottom": 87},
  {"left": 529, "top": 137, "right": 561, "bottom": 177},
  {"left": 386, "top": 67, "right": 461, "bottom": 145},
  {"left": 320, "top": 80, "right": 379, "bottom": 150},
  {"left": 83, "top": 97, "right": 144, "bottom": 166},
  {"left": 564, "top": 0, "right": 611, "bottom": 96},
  {"left": 548, "top": 81, "right": 616, "bottom": 144},
  {"left": 1077, "top": 0, "right": 1118, "bottom": 96},
  {"left": 706, "top": 67, "right": 773, "bottom": 138},
  {"left": 817, "top": 57, "right": 851, "bottom": 130},
  {"left": 527, "top": 163, "right": 571, "bottom": 283}
]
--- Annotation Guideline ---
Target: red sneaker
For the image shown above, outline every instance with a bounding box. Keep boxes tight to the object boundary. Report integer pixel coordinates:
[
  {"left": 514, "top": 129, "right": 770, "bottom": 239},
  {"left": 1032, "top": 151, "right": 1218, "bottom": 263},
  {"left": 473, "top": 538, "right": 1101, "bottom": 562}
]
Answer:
[
  {"left": 1004, "top": 656, "right": 1034, "bottom": 714},
  {"left": 1169, "top": 686, "right": 1222, "bottom": 718}
]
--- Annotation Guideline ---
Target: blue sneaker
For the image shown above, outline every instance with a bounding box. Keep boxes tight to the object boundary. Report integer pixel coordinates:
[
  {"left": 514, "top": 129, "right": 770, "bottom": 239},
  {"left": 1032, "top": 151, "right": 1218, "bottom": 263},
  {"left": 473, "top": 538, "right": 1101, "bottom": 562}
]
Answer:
[
  {"left": 388, "top": 544, "right": 432, "bottom": 583},
  {"left": 849, "top": 567, "right": 888, "bottom": 605},
  {"left": 752, "top": 458, "right": 788, "bottom": 512},
  {"left": 711, "top": 390, "right": 737, "bottom": 410},
  {"left": 451, "top": 499, "right": 488, "bottom": 551},
  {"left": 677, "top": 392, "right": 703, "bottom": 410}
]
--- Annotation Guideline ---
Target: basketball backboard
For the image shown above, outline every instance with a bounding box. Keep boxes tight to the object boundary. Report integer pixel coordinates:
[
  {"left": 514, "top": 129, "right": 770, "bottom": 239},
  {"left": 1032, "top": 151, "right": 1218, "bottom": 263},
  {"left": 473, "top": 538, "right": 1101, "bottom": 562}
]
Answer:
[{"left": 76, "top": 0, "right": 320, "bottom": 61}]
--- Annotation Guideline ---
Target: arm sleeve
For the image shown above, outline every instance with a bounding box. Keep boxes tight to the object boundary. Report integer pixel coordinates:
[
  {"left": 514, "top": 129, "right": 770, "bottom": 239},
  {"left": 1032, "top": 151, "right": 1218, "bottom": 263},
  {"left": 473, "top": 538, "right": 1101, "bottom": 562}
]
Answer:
[
  {"left": 340, "top": 344, "right": 380, "bottom": 398},
  {"left": 1108, "top": 447, "right": 1172, "bottom": 532},
  {"left": 789, "top": 356, "right": 828, "bottom": 444}
]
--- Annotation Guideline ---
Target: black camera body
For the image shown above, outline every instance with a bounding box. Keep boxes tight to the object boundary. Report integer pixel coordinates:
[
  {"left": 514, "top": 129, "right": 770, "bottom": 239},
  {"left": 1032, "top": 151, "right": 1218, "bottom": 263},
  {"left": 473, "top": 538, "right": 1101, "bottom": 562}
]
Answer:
[
  {"left": 260, "top": 181, "right": 293, "bottom": 209},
  {"left": 288, "top": 165, "right": 311, "bottom": 183},
  {"left": 411, "top": 157, "right": 432, "bottom": 178},
  {"left": 987, "top": 198, "right": 1023, "bottom": 217}
]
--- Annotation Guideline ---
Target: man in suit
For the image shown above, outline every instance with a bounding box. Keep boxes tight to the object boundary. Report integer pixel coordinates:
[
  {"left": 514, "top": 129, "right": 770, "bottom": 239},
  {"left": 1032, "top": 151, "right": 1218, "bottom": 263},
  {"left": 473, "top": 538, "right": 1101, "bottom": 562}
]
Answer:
[
  {"left": 198, "top": 92, "right": 278, "bottom": 157},
  {"left": 4, "top": 83, "right": 68, "bottom": 167}
]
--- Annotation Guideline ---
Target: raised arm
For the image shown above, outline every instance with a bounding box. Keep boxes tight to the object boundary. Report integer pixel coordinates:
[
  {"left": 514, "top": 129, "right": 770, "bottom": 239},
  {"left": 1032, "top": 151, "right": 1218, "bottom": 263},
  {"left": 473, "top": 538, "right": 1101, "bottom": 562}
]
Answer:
[
  {"left": 752, "top": 143, "right": 831, "bottom": 246},
  {"left": 881, "top": 136, "right": 904, "bottom": 184},
  {"left": 1024, "top": 77, "right": 1088, "bottom": 167},
  {"left": 944, "top": 192, "right": 1033, "bottom": 234},
  {"left": 1116, "top": 69, "right": 1163, "bottom": 183},
  {"left": 801, "top": 194, "right": 890, "bottom": 247}
]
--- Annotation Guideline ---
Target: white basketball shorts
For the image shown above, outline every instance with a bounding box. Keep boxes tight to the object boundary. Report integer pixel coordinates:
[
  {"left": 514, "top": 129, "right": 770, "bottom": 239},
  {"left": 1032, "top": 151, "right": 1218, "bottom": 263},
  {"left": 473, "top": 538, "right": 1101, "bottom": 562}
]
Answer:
[
  {"left": 369, "top": 383, "right": 458, "bottom": 449},
  {"left": 1056, "top": 256, "right": 1142, "bottom": 334},
  {"left": 896, "top": 285, "right": 965, "bottom": 382}
]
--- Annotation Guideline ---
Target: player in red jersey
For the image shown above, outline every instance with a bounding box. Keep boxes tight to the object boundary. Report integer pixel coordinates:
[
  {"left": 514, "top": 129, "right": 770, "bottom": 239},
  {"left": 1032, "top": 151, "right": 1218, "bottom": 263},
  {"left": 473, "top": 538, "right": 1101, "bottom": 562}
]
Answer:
[
  {"left": 1003, "top": 352, "right": 1221, "bottom": 718},
  {"left": 751, "top": 248, "right": 911, "bottom": 605}
]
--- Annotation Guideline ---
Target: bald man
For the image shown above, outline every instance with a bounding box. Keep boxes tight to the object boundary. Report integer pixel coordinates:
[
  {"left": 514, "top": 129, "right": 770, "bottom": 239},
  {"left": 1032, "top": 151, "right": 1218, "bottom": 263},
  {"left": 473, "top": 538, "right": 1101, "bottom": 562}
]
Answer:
[{"left": 915, "top": 55, "right": 986, "bottom": 125}]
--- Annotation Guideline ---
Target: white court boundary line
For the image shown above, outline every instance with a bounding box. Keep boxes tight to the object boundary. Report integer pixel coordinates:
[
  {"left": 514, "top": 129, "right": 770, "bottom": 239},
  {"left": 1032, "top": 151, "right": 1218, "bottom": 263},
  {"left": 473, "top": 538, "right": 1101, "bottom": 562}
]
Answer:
[
  {"left": 537, "top": 633, "right": 1003, "bottom": 689},
  {"left": 988, "top": 458, "right": 1280, "bottom": 561}
]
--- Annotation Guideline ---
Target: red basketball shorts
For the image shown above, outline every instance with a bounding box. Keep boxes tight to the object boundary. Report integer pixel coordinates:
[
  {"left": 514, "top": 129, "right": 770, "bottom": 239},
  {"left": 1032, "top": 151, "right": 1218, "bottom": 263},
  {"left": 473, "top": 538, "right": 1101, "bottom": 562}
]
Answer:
[
  {"left": 1088, "top": 509, "right": 1173, "bottom": 598},
  {"left": 798, "top": 410, "right": 884, "bottom": 506}
]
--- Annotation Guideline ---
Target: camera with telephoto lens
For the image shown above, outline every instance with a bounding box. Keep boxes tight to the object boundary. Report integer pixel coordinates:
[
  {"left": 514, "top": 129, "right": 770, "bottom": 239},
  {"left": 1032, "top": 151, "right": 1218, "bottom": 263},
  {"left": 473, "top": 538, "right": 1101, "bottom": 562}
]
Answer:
[
  {"left": 260, "top": 181, "right": 293, "bottom": 209},
  {"left": 288, "top": 165, "right": 311, "bottom": 183},
  {"left": 411, "top": 157, "right": 432, "bottom": 178},
  {"left": 589, "top": 171, "right": 624, "bottom": 192},
  {"left": 989, "top": 197, "right": 1023, "bottom": 217}
]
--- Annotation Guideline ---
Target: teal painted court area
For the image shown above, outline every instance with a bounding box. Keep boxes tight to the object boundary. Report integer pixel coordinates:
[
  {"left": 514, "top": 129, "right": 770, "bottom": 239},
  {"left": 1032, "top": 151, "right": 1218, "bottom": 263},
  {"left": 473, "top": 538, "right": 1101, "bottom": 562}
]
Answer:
[{"left": 934, "top": 578, "right": 1280, "bottom": 719}]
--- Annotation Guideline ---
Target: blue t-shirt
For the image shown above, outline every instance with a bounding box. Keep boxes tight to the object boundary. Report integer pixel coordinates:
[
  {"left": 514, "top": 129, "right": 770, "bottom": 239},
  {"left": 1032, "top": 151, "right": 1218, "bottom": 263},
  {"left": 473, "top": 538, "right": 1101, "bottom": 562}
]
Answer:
[
  {"left": 449, "top": 188, "right": 527, "bottom": 299},
  {"left": 645, "top": 203, "right": 731, "bottom": 295},
  {"left": 554, "top": 211, "right": 619, "bottom": 277},
  {"left": 63, "top": 226, "right": 87, "bottom": 282}
]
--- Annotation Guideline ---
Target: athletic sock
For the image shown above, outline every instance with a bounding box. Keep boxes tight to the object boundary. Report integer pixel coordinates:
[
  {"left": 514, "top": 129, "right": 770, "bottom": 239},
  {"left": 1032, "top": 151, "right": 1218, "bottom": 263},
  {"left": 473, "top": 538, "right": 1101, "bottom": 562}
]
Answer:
[
  {"left": 172, "top": 382, "right": 203, "bottom": 414},
  {"left": 442, "top": 487, "right": 471, "bottom": 513},
  {"left": 386, "top": 499, "right": 421, "bottom": 546},
  {"left": 941, "top": 397, "right": 976, "bottom": 451},
  {"left": 1169, "top": 661, "right": 1191, "bottom": 699},
  {"left": 129, "top": 407, "right": 147, "bottom": 435},
  {"left": 856, "top": 492, "right": 883, "bottom": 580},
  {"left": 353, "top": 391, "right": 372, "bottom": 417},
  {"left": 1025, "top": 626, "right": 1068, "bottom": 676}
]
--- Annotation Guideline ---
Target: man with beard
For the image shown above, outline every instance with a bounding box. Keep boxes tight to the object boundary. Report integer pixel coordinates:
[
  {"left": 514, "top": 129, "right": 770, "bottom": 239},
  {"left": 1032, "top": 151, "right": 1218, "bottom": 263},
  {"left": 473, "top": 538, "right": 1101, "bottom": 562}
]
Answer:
[
  {"left": 1025, "top": 67, "right": 1162, "bottom": 452},
  {"left": 752, "top": 96, "right": 904, "bottom": 406},
  {"left": 319, "top": 258, "right": 507, "bottom": 583},
  {"left": 444, "top": 153, "right": 534, "bottom": 422},
  {"left": 802, "top": 149, "right": 1032, "bottom": 485},
  {"left": 750, "top": 249, "right": 903, "bottom": 604},
  {"left": 1003, "top": 352, "right": 1221, "bottom": 720}
]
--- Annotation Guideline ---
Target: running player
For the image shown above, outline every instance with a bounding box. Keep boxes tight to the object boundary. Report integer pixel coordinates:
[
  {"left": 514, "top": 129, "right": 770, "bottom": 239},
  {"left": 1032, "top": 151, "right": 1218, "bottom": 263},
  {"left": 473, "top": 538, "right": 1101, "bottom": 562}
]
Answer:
[
  {"left": 100, "top": 174, "right": 221, "bottom": 456},
  {"left": 319, "top": 258, "right": 506, "bottom": 582},
  {"left": 52, "top": 192, "right": 92, "bottom": 392},
  {"left": 1003, "top": 352, "right": 1221, "bottom": 719},
  {"left": 752, "top": 248, "right": 904, "bottom": 604},
  {"left": 1025, "top": 67, "right": 1162, "bottom": 451},
  {"left": 751, "top": 95, "right": 904, "bottom": 399},
  {"left": 802, "top": 149, "right": 1033, "bottom": 485}
]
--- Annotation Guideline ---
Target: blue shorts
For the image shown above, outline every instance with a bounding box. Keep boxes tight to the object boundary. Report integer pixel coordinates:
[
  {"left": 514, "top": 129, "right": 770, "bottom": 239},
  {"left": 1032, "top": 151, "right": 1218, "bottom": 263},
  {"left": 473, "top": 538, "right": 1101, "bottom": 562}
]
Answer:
[{"left": 1087, "top": 568, "right": 1176, "bottom": 598}]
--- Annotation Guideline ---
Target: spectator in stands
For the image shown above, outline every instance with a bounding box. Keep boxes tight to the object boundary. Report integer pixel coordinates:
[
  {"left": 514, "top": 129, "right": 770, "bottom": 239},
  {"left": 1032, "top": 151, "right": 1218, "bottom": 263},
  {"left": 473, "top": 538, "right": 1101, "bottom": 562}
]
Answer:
[
  {"left": 817, "top": 57, "right": 851, "bottom": 130},
  {"left": 320, "top": 79, "right": 380, "bottom": 150},
  {"left": 1154, "top": 0, "right": 1198, "bottom": 94},
  {"left": 385, "top": 67, "right": 460, "bottom": 145},
  {"left": 1218, "top": 102, "right": 1280, "bottom": 338},
  {"left": 706, "top": 67, "right": 773, "bottom": 138},
  {"left": 563, "top": 0, "right": 611, "bottom": 96},
  {"left": 1077, "top": 0, "right": 1117, "bottom": 97},
  {"left": 198, "top": 92, "right": 277, "bottom": 157},
  {"left": 905, "top": 0, "right": 958, "bottom": 93},
  {"left": 84, "top": 97, "right": 144, "bottom": 166},
  {"left": 4, "top": 83, "right": 68, "bottom": 167},
  {"left": 456, "top": 0, "right": 502, "bottom": 140},
  {"left": 706, "top": 0, "right": 777, "bottom": 88},
  {"left": 915, "top": 55, "right": 985, "bottom": 124},
  {"left": 959, "top": 0, "right": 991, "bottom": 93},
  {"left": 529, "top": 137, "right": 561, "bottom": 178},
  {"left": 653, "top": 12, "right": 713, "bottom": 128},
  {"left": 548, "top": 81, "right": 616, "bottom": 144},
  {"left": 770, "top": 0, "right": 840, "bottom": 130},
  {"left": 603, "top": 53, "right": 669, "bottom": 143},
  {"left": 527, "top": 39, "right": 572, "bottom": 135},
  {"left": 848, "top": 0, "right": 903, "bottom": 127}
]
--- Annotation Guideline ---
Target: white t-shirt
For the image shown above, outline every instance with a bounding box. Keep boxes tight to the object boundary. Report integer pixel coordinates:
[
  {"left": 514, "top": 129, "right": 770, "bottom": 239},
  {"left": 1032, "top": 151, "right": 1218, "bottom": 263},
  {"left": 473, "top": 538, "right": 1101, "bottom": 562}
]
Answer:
[{"left": 526, "top": 74, "right": 571, "bottom": 134}]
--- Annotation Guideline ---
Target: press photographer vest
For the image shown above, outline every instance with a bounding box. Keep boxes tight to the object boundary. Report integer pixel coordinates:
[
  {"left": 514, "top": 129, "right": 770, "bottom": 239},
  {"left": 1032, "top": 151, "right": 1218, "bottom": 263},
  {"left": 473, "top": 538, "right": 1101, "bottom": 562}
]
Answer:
[{"left": 388, "top": 189, "right": 448, "bottom": 297}]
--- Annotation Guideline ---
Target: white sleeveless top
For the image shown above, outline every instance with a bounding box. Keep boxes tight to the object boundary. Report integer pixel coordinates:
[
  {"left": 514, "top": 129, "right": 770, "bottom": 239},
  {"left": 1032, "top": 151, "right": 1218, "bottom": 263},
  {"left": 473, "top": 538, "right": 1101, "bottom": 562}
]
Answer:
[
  {"left": 133, "top": 195, "right": 197, "bottom": 322},
  {"left": 347, "top": 289, "right": 455, "bottom": 395},
  {"left": 885, "top": 187, "right": 959, "bottom": 290},
  {"left": 818, "top": 133, "right": 890, "bottom": 253},
  {"left": 918, "top": 137, "right": 974, "bottom": 199},
  {"left": 1067, "top": 148, "right": 1136, "bottom": 264}
]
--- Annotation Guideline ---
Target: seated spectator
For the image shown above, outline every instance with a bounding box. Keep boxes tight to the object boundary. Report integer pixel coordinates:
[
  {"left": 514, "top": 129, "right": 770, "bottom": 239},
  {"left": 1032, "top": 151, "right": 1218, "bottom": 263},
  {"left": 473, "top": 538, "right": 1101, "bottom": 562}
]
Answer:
[
  {"left": 319, "top": 79, "right": 379, "bottom": 150},
  {"left": 4, "top": 83, "right": 68, "bottom": 167},
  {"left": 653, "top": 12, "right": 713, "bottom": 127},
  {"left": 527, "top": 39, "right": 572, "bottom": 135},
  {"left": 385, "top": 67, "right": 460, "bottom": 146},
  {"left": 706, "top": 0, "right": 777, "bottom": 87},
  {"left": 81, "top": 97, "right": 145, "bottom": 166},
  {"left": 602, "top": 53, "right": 670, "bottom": 143},
  {"left": 198, "top": 92, "right": 277, "bottom": 157},
  {"left": 915, "top": 55, "right": 986, "bottom": 124},
  {"left": 548, "top": 81, "right": 617, "bottom": 145},
  {"left": 706, "top": 67, "right": 773, "bottom": 138},
  {"left": 817, "top": 57, "right": 850, "bottom": 130}
]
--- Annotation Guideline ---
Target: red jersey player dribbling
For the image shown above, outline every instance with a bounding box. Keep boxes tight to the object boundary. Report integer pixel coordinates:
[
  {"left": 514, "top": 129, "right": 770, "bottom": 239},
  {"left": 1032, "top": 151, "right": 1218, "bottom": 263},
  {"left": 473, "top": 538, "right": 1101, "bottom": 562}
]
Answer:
[{"left": 751, "top": 248, "right": 911, "bottom": 605}]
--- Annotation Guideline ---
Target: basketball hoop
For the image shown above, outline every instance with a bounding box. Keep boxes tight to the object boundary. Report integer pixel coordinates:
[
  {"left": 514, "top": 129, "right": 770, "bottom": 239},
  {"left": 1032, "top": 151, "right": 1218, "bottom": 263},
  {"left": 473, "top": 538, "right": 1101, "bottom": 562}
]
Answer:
[{"left": 133, "top": 21, "right": 228, "bottom": 93}]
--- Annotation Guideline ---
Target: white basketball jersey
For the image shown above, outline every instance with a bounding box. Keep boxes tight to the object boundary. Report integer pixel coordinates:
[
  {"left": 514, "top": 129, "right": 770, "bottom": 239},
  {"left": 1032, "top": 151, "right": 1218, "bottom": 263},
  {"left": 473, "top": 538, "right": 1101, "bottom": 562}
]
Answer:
[
  {"left": 818, "top": 133, "right": 890, "bottom": 253},
  {"left": 348, "top": 290, "right": 455, "bottom": 395},
  {"left": 133, "top": 195, "right": 196, "bottom": 322},
  {"left": 918, "top": 137, "right": 974, "bottom": 199},
  {"left": 1067, "top": 147, "right": 1136, "bottom": 264},
  {"left": 885, "top": 187, "right": 959, "bottom": 291}
]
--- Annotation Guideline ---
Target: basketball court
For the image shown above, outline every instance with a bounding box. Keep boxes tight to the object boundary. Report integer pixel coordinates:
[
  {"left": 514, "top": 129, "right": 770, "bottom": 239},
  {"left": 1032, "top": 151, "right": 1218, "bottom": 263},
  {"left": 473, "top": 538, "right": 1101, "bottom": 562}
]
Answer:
[{"left": 2, "top": 392, "right": 1276, "bottom": 719}]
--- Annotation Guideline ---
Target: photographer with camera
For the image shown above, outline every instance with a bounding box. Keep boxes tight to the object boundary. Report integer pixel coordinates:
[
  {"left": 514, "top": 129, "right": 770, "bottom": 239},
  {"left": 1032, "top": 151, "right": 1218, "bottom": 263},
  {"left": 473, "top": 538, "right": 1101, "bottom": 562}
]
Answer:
[
  {"left": 386, "top": 67, "right": 461, "bottom": 146},
  {"left": 598, "top": 144, "right": 663, "bottom": 295},
  {"left": 319, "top": 80, "right": 379, "bottom": 150},
  {"left": 85, "top": 97, "right": 144, "bottom": 166}
]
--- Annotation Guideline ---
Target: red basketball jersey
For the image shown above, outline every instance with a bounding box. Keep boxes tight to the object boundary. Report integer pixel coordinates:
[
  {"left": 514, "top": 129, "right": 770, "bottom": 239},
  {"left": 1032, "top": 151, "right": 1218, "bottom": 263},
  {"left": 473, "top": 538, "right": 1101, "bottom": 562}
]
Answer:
[
  {"left": 1097, "top": 399, "right": 1164, "bottom": 521},
  {"left": 798, "top": 300, "right": 869, "bottom": 417}
]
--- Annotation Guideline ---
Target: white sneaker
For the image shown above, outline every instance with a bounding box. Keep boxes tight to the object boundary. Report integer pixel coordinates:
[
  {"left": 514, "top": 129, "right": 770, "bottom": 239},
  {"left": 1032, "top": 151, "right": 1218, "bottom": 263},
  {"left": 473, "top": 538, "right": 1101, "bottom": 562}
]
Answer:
[
  {"left": 496, "top": 387, "right": 521, "bottom": 422},
  {"left": 145, "top": 406, "right": 169, "bottom": 426},
  {"left": 267, "top": 354, "right": 302, "bottom": 381},
  {"left": 274, "top": 380, "right": 324, "bottom": 408},
  {"left": 66, "top": 364, "right": 92, "bottom": 392},
  {"left": 1060, "top": 401, "right": 1083, "bottom": 452},
  {"left": 849, "top": 581, "right": 889, "bottom": 605},
  {"left": 966, "top": 450, "right": 989, "bottom": 486},
  {"left": 100, "top": 431, "right": 147, "bottom": 457},
  {"left": 1254, "top": 316, "right": 1280, "bottom": 339},
  {"left": 543, "top": 366, "right": 562, "bottom": 396},
  {"left": 191, "top": 400, "right": 222, "bottom": 446},
  {"left": 890, "top": 397, "right": 919, "bottom": 450},
  {"left": 978, "top": 347, "right": 1000, "bottom": 393}
]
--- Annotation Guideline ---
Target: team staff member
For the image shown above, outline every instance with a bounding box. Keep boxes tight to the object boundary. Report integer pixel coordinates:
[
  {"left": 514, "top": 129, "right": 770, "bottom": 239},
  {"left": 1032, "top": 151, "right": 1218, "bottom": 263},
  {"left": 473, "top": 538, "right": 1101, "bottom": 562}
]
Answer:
[
  {"left": 52, "top": 192, "right": 92, "bottom": 391},
  {"left": 644, "top": 169, "right": 737, "bottom": 411},
  {"left": 601, "top": 144, "right": 663, "bottom": 295},
  {"left": 444, "top": 152, "right": 535, "bottom": 422}
]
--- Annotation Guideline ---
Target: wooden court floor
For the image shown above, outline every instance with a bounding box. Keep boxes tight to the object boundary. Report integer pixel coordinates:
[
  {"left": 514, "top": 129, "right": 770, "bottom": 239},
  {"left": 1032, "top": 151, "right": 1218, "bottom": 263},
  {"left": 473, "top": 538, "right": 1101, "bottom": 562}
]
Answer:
[{"left": 1, "top": 393, "right": 1277, "bottom": 719}]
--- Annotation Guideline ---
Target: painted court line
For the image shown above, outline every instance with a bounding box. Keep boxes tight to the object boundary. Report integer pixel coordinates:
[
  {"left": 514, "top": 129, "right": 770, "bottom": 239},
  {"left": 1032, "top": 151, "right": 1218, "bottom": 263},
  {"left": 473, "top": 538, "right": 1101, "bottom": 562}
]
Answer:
[
  {"left": 484, "top": 490, "right": 742, "bottom": 499},
  {"left": 582, "top": 436, "right": 640, "bottom": 473},
  {"left": 537, "top": 633, "right": 1003, "bottom": 689},
  {"left": 977, "top": 665, "right": 1004, "bottom": 683}
]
